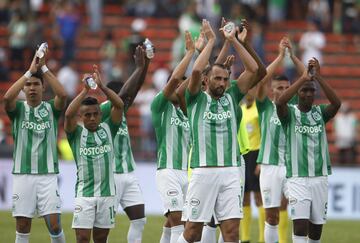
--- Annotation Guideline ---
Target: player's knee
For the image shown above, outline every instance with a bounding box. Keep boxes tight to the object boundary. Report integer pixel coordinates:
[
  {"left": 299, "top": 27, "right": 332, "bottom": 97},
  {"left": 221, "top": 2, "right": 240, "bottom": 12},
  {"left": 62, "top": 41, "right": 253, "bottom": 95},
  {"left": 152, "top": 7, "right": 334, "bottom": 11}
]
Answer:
[
  {"left": 183, "top": 223, "right": 202, "bottom": 241},
  {"left": 293, "top": 220, "right": 308, "bottom": 236},
  {"left": 266, "top": 210, "right": 279, "bottom": 225},
  {"left": 221, "top": 226, "right": 239, "bottom": 242},
  {"left": 167, "top": 211, "right": 182, "bottom": 226},
  {"left": 16, "top": 218, "right": 31, "bottom": 233},
  {"left": 76, "top": 233, "right": 91, "bottom": 243},
  {"left": 48, "top": 222, "right": 62, "bottom": 235}
]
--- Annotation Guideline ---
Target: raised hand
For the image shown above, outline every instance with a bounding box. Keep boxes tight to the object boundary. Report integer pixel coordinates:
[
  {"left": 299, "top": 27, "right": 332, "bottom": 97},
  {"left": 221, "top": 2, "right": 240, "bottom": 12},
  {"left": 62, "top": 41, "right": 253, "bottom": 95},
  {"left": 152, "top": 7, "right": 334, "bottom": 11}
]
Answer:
[
  {"left": 195, "top": 29, "right": 206, "bottom": 52},
  {"left": 92, "top": 64, "right": 104, "bottom": 89},
  {"left": 202, "top": 19, "right": 216, "bottom": 41},
  {"left": 222, "top": 23, "right": 236, "bottom": 41},
  {"left": 185, "top": 30, "right": 195, "bottom": 52},
  {"left": 82, "top": 74, "right": 92, "bottom": 91},
  {"left": 223, "top": 55, "right": 235, "bottom": 70},
  {"left": 219, "top": 17, "right": 227, "bottom": 40},
  {"left": 134, "top": 45, "right": 145, "bottom": 68},
  {"left": 237, "top": 19, "right": 250, "bottom": 43},
  {"left": 309, "top": 57, "right": 320, "bottom": 76},
  {"left": 28, "top": 54, "right": 38, "bottom": 75},
  {"left": 279, "top": 37, "right": 288, "bottom": 57}
]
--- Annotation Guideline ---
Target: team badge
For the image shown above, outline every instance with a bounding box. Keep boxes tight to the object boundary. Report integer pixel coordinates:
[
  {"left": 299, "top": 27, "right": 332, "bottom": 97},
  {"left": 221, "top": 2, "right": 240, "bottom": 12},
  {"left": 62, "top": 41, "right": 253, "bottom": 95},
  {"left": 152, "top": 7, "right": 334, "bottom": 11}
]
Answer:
[
  {"left": 312, "top": 111, "right": 322, "bottom": 121},
  {"left": 97, "top": 129, "right": 107, "bottom": 139},
  {"left": 219, "top": 96, "right": 229, "bottom": 106},
  {"left": 39, "top": 108, "right": 49, "bottom": 118}
]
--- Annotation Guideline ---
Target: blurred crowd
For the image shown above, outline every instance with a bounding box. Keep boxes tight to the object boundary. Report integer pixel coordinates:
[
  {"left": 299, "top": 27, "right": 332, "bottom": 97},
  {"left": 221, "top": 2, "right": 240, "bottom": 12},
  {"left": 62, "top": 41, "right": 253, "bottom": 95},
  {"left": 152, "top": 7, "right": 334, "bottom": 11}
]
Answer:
[{"left": 0, "top": 0, "right": 359, "bottom": 164}]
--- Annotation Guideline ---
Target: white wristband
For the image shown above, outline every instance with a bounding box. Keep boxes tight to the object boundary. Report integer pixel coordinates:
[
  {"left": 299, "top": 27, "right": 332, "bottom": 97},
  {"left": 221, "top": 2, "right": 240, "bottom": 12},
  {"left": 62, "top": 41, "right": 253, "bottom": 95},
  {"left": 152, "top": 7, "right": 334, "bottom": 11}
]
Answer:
[
  {"left": 24, "top": 71, "right": 32, "bottom": 79},
  {"left": 41, "top": 65, "right": 49, "bottom": 73}
]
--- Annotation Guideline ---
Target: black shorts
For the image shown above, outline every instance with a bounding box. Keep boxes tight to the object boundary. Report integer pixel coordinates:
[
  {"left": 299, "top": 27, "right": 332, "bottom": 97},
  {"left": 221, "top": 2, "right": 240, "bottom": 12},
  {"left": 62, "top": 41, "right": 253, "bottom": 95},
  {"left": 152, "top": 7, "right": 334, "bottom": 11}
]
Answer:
[{"left": 244, "top": 150, "right": 260, "bottom": 192}]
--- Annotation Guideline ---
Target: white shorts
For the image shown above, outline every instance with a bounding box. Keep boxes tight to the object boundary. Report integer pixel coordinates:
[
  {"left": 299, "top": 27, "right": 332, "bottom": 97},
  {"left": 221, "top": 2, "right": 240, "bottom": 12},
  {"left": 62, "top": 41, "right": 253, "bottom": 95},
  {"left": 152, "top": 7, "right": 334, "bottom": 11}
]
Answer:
[
  {"left": 260, "top": 164, "right": 287, "bottom": 208},
  {"left": 156, "top": 169, "right": 188, "bottom": 215},
  {"left": 115, "top": 172, "right": 144, "bottom": 209},
  {"left": 287, "top": 176, "right": 328, "bottom": 224},
  {"left": 12, "top": 174, "right": 61, "bottom": 218},
  {"left": 182, "top": 167, "right": 243, "bottom": 223},
  {"left": 72, "top": 196, "right": 116, "bottom": 229}
]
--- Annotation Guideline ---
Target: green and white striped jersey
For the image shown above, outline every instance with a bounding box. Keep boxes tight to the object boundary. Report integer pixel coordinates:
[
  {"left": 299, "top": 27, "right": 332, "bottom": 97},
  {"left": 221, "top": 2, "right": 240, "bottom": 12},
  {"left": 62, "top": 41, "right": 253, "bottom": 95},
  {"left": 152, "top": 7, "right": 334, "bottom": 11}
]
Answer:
[
  {"left": 101, "top": 101, "right": 136, "bottom": 173},
  {"left": 67, "top": 118, "right": 119, "bottom": 197},
  {"left": 256, "top": 97, "right": 286, "bottom": 166},
  {"left": 6, "top": 100, "right": 61, "bottom": 174},
  {"left": 279, "top": 104, "right": 332, "bottom": 177},
  {"left": 151, "top": 91, "right": 191, "bottom": 170},
  {"left": 185, "top": 80, "right": 244, "bottom": 168}
]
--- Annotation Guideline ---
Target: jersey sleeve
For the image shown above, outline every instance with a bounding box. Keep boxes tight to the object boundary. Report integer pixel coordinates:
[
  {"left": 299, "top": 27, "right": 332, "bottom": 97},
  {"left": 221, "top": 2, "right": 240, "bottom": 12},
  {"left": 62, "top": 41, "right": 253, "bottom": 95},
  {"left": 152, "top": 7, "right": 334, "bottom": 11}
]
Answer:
[
  {"left": 226, "top": 80, "right": 245, "bottom": 104},
  {"left": 151, "top": 91, "right": 169, "bottom": 113},
  {"left": 104, "top": 116, "right": 121, "bottom": 138},
  {"left": 100, "top": 100, "right": 112, "bottom": 121},
  {"left": 278, "top": 104, "right": 291, "bottom": 126},
  {"left": 185, "top": 88, "right": 203, "bottom": 106},
  {"left": 319, "top": 104, "right": 332, "bottom": 123},
  {"left": 66, "top": 125, "right": 81, "bottom": 145},
  {"left": 48, "top": 99, "right": 62, "bottom": 119},
  {"left": 6, "top": 100, "right": 22, "bottom": 120},
  {"left": 256, "top": 97, "right": 271, "bottom": 113}
]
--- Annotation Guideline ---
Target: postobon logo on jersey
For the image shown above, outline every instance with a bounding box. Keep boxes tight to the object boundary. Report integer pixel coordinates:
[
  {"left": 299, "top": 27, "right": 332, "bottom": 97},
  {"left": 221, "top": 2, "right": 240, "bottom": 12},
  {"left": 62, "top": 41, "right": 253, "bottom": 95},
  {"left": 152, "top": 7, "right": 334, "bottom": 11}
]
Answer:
[
  {"left": 203, "top": 110, "right": 232, "bottom": 121},
  {"left": 295, "top": 124, "right": 323, "bottom": 134},
  {"left": 21, "top": 121, "right": 51, "bottom": 130},
  {"left": 79, "top": 144, "right": 112, "bottom": 156},
  {"left": 270, "top": 116, "right": 281, "bottom": 126},
  {"left": 170, "top": 117, "right": 189, "bottom": 128}
]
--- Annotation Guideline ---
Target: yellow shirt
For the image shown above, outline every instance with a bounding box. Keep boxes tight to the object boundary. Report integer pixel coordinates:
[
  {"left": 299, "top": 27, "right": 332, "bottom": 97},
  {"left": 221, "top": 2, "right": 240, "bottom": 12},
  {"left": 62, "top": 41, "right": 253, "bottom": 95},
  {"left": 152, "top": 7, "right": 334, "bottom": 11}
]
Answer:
[{"left": 240, "top": 102, "right": 261, "bottom": 151}]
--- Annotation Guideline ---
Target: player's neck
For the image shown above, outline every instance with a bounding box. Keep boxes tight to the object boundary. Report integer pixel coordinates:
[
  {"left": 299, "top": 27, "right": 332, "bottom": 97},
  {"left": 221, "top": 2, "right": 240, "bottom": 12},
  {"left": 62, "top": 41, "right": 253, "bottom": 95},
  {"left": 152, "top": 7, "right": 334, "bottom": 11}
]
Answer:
[
  {"left": 26, "top": 99, "right": 42, "bottom": 107},
  {"left": 297, "top": 103, "right": 312, "bottom": 112}
]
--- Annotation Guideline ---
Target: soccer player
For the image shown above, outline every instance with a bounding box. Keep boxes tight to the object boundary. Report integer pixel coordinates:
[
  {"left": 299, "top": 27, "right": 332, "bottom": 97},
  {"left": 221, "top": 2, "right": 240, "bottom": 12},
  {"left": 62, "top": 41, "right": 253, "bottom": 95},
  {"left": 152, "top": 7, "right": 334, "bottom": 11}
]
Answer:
[
  {"left": 100, "top": 45, "right": 150, "bottom": 243},
  {"left": 64, "top": 65, "right": 124, "bottom": 243},
  {"left": 256, "top": 37, "right": 305, "bottom": 243},
  {"left": 177, "top": 19, "right": 264, "bottom": 243},
  {"left": 276, "top": 58, "right": 341, "bottom": 243},
  {"left": 151, "top": 31, "right": 194, "bottom": 243},
  {"left": 4, "top": 50, "right": 67, "bottom": 243}
]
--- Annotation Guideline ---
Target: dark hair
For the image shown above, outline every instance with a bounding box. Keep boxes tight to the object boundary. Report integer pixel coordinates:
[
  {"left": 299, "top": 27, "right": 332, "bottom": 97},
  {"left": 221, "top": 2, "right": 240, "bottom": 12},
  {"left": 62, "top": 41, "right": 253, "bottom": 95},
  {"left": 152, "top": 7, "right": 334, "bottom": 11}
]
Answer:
[
  {"left": 32, "top": 70, "right": 44, "bottom": 84},
  {"left": 106, "top": 81, "right": 123, "bottom": 94},
  {"left": 207, "top": 63, "right": 230, "bottom": 76},
  {"left": 273, "top": 75, "right": 289, "bottom": 82},
  {"left": 81, "top": 96, "right": 99, "bottom": 106}
]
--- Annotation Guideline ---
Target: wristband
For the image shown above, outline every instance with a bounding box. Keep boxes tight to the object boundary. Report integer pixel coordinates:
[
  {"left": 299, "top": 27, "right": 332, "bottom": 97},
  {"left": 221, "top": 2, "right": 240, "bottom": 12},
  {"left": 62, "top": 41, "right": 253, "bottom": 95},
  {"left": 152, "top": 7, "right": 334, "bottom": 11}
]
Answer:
[
  {"left": 24, "top": 71, "right": 32, "bottom": 79},
  {"left": 41, "top": 65, "right": 49, "bottom": 73}
]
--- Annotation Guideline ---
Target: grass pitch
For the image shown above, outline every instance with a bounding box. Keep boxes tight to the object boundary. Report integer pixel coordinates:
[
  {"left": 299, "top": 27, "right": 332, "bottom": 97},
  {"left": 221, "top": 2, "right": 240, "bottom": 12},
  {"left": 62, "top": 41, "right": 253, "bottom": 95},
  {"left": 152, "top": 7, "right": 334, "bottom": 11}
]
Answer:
[{"left": 0, "top": 211, "right": 359, "bottom": 242}]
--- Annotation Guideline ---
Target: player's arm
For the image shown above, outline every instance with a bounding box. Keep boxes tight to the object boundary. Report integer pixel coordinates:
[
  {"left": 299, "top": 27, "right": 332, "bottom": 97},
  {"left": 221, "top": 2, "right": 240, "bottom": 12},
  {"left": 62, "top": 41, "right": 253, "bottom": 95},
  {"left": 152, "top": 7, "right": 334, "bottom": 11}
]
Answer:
[
  {"left": 93, "top": 65, "right": 124, "bottom": 124},
  {"left": 287, "top": 38, "right": 306, "bottom": 75},
  {"left": 39, "top": 49, "right": 67, "bottom": 110},
  {"left": 238, "top": 20, "right": 266, "bottom": 91},
  {"left": 275, "top": 68, "right": 311, "bottom": 119},
  {"left": 188, "top": 19, "right": 216, "bottom": 95},
  {"left": 164, "top": 31, "right": 195, "bottom": 101},
  {"left": 312, "top": 58, "right": 341, "bottom": 119},
  {"left": 3, "top": 54, "right": 39, "bottom": 112},
  {"left": 118, "top": 45, "right": 149, "bottom": 111},
  {"left": 214, "top": 17, "right": 231, "bottom": 65},
  {"left": 64, "top": 82, "right": 89, "bottom": 133},
  {"left": 256, "top": 37, "right": 287, "bottom": 101},
  {"left": 225, "top": 26, "right": 258, "bottom": 94}
]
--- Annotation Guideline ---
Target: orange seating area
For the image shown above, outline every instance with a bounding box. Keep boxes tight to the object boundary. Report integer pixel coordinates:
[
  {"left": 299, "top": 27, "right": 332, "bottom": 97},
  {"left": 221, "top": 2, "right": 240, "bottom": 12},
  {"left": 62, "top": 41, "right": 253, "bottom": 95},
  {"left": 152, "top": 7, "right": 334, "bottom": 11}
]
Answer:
[{"left": 0, "top": 4, "right": 359, "bottom": 164}]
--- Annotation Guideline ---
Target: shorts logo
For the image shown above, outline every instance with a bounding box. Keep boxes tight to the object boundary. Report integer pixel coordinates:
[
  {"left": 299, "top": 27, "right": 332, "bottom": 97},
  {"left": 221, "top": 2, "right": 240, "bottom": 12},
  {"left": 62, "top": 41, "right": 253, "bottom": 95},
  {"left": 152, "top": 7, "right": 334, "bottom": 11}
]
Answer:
[
  {"left": 262, "top": 189, "right": 271, "bottom": 205},
  {"left": 74, "top": 205, "right": 83, "bottom": 213},
  {"left": 191, "top": 207, "right": 199, "bottom": 219},
  {"left": 289, "top": 198, "right": 297, "bottom": 205},
  {"left": 190, "top": 198, "right": 200, "bottom": 206},
  {"left": 171, "top": 198, "right": 178, "bottom": 207},
  {"left": 12, "top": 194, "right": 19, "bottom": 201},
  {"left": 167, "top": 189, "right": 179, "bottom": 197}
]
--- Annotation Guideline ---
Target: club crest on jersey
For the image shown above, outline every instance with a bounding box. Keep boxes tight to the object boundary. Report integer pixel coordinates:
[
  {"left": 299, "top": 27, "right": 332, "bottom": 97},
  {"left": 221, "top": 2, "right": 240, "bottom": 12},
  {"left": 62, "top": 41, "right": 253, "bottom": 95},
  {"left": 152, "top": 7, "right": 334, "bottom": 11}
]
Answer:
[
  {"left": 311, "top": 111, "right": 322, "bottom": 121},
  {"left": 219, "top": 96, "right": 229, "bottom": 106},
  {"left": 97, "top": 129, "right": 107, "bottom": 139},
  {"left": 38, "top": 108, "right": 48, "bottom": 118}
]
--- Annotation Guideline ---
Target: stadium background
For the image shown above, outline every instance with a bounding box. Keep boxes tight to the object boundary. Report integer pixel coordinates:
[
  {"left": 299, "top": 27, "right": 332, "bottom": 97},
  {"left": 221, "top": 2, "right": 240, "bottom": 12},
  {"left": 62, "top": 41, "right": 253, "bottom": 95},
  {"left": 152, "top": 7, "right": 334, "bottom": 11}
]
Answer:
[{"left": 0, "top": 0, "right": 360, "bottom": 242}]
